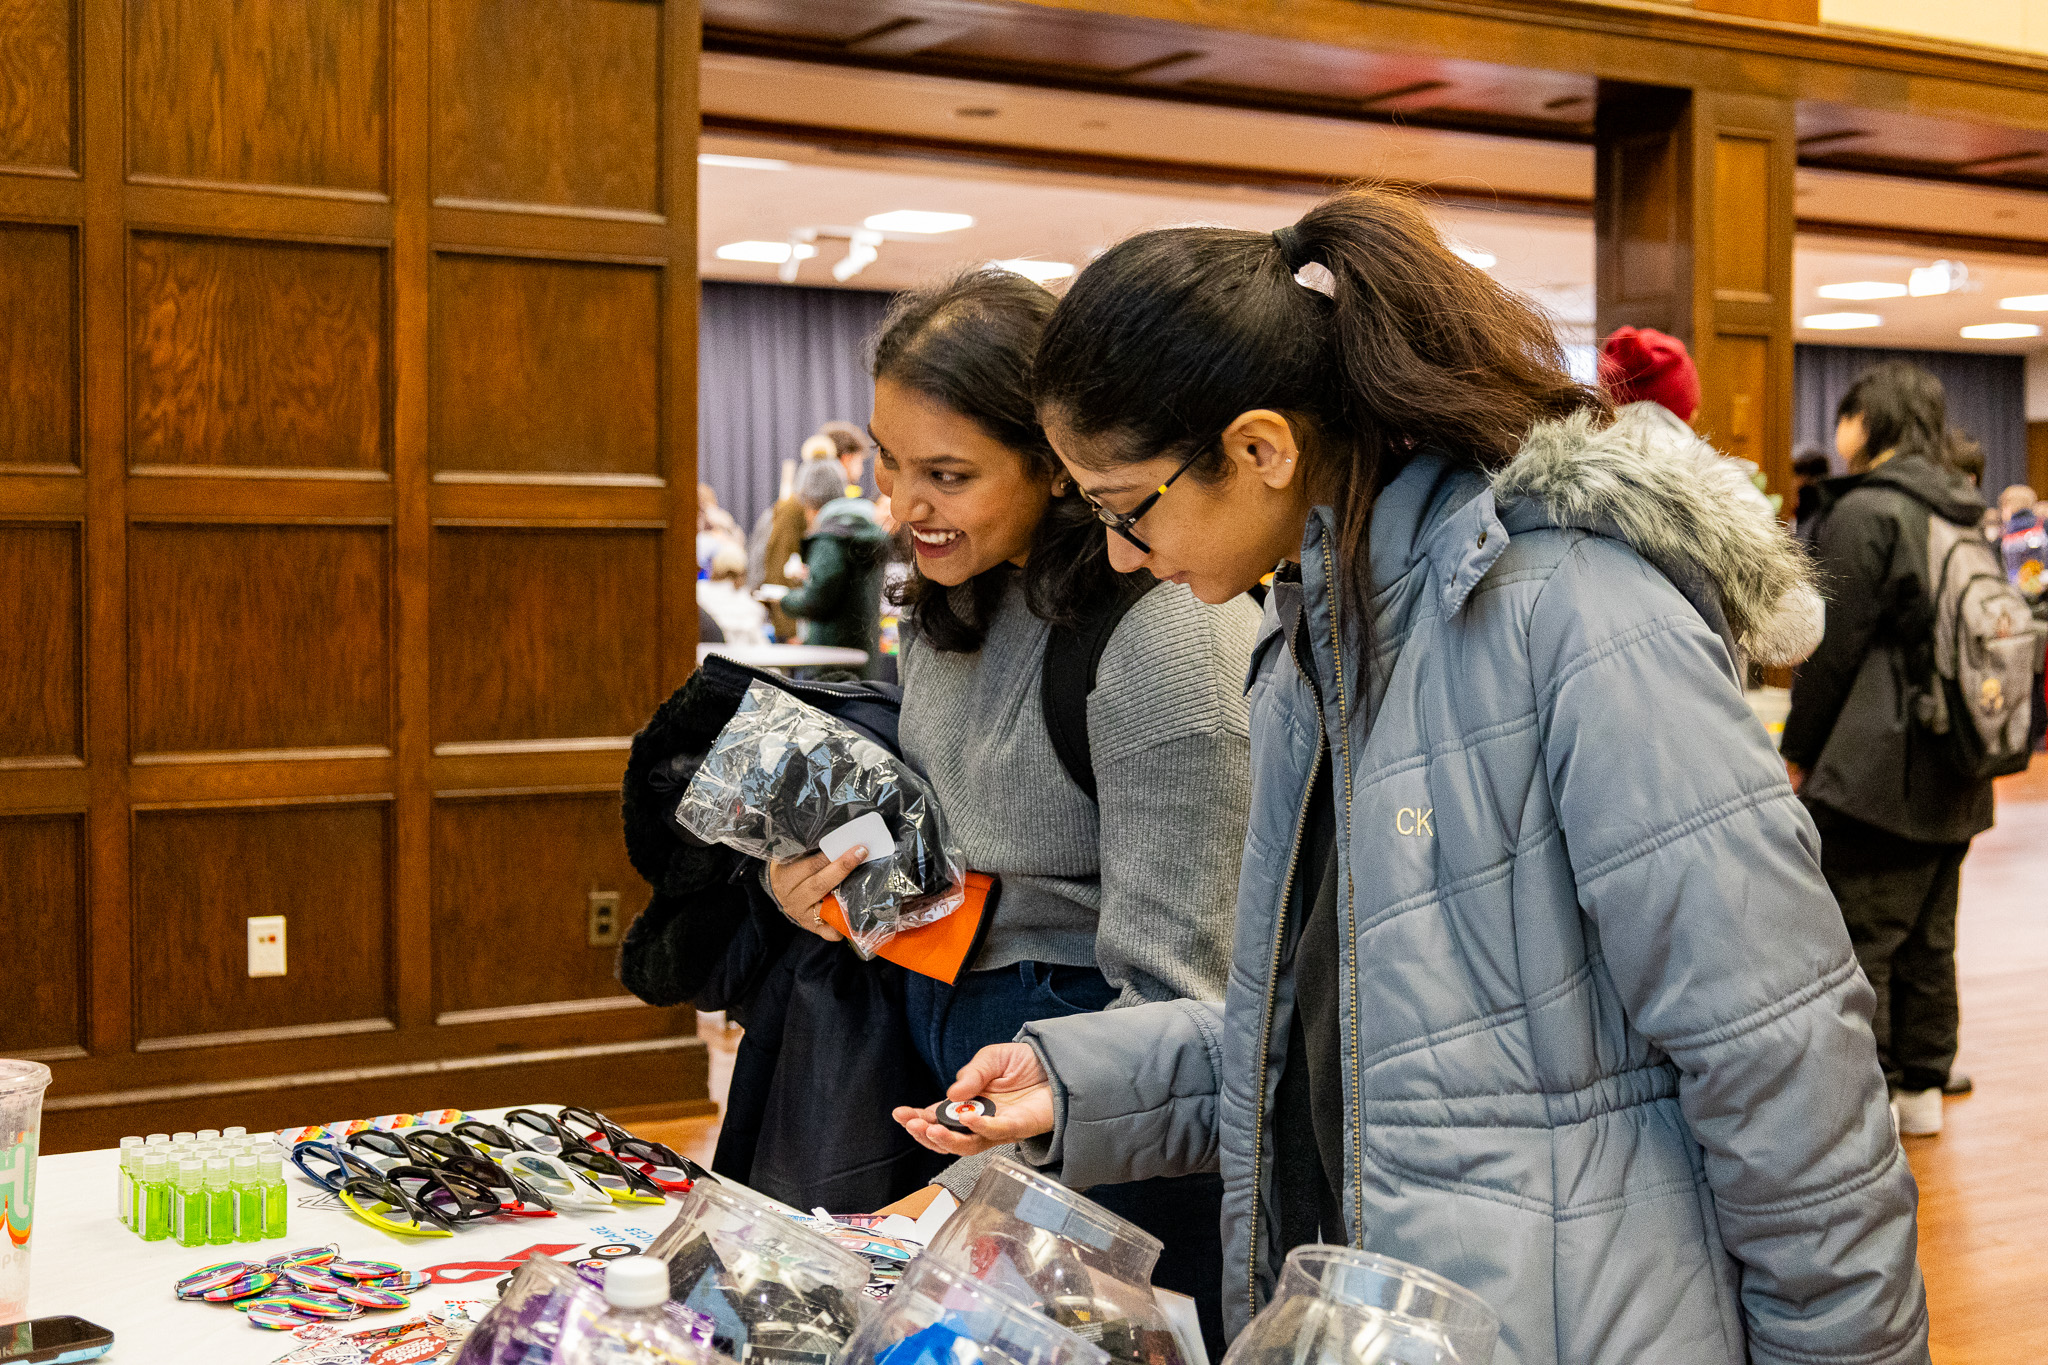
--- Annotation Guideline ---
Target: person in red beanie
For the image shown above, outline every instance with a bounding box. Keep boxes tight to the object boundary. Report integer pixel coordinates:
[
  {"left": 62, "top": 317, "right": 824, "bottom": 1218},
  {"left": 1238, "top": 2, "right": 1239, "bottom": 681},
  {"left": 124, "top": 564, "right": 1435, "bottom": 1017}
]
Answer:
[{"left": 1600, "top": 325, "right": 1702, "bottom": 424}]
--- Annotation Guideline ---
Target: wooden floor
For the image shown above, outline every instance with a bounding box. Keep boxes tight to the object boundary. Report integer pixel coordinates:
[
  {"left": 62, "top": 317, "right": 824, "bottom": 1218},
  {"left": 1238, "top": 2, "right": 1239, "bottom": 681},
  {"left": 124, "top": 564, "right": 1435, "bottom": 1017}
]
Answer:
[{"left": 634, "top": 769, "right": 2048, "bottom": 1360}]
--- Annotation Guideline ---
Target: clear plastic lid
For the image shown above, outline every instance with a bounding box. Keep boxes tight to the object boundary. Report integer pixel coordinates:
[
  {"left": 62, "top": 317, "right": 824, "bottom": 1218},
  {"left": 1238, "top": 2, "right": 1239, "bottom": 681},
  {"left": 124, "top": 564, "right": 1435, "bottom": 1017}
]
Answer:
[
  {"left": 231, "top": 1154, "right": 257, "bottom": 1181},
  {"left": 176, "top": 1158, "right": 203, "bottom": 1189},
  {"left": 645, "top": 1176, "right": 873, "bottom": 1362},
  {"left": 257, "top": 1147, "right": 283, "bottom": 1177},
  {"left": 204, "top": 1156, "right": 230, "bottom": 1188},
  {"left": 141, "top": 1150, "right": 167, "bottom": 1176},
  {"left": 922, "top": 1157, "right": 1185, "bottom": 1365},
  {"left": 0, "top": 1059, "right": 52, "bottom": 1099},
  {"left": 838, "top": 1255, "right": 1109, "bottom": 1365},
  {"left": 145, "top": 1132, "right": 170, "bottom": 1145},
  {"left": 222, "top": 1126, "right": 247, "bottom": 1139},
  {"left": 172, "top": 1131, "right": 196, "bottom": 1144},
  {"left": 196, "top": 1129, "right": 220, "bottom": 1141},
  {"left": 1219, "top": 1246, "right": 1498, "bottom": 1365}
]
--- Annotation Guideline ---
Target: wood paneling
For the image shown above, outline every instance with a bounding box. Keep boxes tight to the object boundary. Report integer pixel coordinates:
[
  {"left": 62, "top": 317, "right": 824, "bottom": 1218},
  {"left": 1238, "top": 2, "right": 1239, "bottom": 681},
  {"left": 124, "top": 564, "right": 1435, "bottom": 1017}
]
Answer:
[
  {"left": 129, "top": 233, "right": 387, "bottom": 472},
  {"left": 0, "top": 222, "right": 78, "bottom": 467},
  {"left": 24, "top": 0, "right": 699, "bottom": 1145},
  {"left": 128, "top": 524, "right": 390, "bottom": 755},
  {"left": 0, "top": 0, "right": 74, "bottom": 172},
  {"left": 429, "top": 528, "right": 661, "bottom": 744},
  {"left": 0, "top": 815, "right": 84, "bottom": 1056},
  {"left": 431, "top": 793, "right": 642, "bottom": 1014},
  {"left": 431, "top": 0, "right": 660, "bottom": 214},
  {"left": 130, "top": 802, "right": 390, "bottom": 1043},
  {"left": 2027, "top": 421, "right": 2048, "bottom": 495},
  {"left": 430, "top": 253, "right": 660, "bottom": 476},
  {"left": 125, "top": 0, "right": 386, "bottom": 193},
  {"left": 0, "top": 524, "right": 81, "bottom": 761}
]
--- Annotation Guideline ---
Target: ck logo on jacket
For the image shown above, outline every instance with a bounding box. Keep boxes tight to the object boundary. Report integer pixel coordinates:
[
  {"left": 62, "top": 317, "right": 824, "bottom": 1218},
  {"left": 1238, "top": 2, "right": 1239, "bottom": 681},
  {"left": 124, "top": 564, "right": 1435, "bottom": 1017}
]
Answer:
[{"left": 1396, "top": 806, "right": 1435, "bottom": 837}]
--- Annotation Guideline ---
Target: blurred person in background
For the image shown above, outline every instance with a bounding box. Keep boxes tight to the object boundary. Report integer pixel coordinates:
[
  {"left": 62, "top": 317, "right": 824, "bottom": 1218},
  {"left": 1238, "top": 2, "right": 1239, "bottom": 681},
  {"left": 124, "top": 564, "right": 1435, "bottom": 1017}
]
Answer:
[
  {"left": 1782, "top": 361, "right": 1995, "bottom": 1136},
  {"left": 698, "top": 482, "right": 746, "bottom": 574},
  {"left": 754, "top": 434, "right": 839, "bottom": 639},
  {"left": 1792, "top": 448, "right": 1833, "bottom": 543},
  {"left": 819, "top": 418, "right": 874, "bottom": 498},
  {"left": 2002, "top": 484, "right": 2044, "bottom": 597},
  {"left": 1601, "top": 326, "right": 1775, "bottom": 520},
  {"left": 697, "top": 542, "right": 770, "bottom": 648},
  {"left": 781, "top": 457, "right": 890, "bottom": 677}
]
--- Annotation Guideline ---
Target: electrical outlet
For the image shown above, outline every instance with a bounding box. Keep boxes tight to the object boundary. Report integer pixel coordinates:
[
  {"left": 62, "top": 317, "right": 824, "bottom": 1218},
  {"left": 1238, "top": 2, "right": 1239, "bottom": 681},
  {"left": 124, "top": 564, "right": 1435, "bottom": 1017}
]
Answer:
[
  {"left": 587, "top": 890, "right": 621, "bottom": 947},
  {"left": 247, "top": 915, "right": 287, "bottom": 977}
]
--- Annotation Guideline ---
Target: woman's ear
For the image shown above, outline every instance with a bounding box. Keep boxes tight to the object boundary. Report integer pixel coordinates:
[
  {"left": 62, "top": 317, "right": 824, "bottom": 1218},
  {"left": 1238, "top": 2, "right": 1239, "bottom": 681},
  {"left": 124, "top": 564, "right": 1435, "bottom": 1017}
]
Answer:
[{"left": 1221, "top": 409, "right": 1303, "bottom": 490}]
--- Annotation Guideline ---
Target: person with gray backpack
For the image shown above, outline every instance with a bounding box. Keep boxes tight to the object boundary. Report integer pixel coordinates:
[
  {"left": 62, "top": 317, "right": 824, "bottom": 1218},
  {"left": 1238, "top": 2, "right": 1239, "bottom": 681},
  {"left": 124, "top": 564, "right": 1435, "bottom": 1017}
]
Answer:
[{"left": 1784, "top": 360, "right": 2044, "bottom": 1137}]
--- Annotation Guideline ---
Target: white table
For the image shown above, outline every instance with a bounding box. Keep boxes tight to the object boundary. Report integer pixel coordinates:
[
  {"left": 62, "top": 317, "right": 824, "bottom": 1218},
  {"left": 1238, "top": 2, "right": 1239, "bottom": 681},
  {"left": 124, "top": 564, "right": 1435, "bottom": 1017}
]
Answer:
[
  {"left": 696, "top": 644, "right": 869, "bottom": 672},
  {"left": 21, "top": 1106, "right": 682, "bottom": 1363}
]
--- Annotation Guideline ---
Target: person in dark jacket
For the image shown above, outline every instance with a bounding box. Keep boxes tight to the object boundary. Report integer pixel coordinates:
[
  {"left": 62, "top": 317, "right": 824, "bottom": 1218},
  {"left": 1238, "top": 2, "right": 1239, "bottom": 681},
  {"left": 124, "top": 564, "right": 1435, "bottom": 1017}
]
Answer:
[
  {"left": 1782, "top": 360, "right": 1996, "bottom": 1138},
  {"left": 781, "top": 459, "right": 891, "bottom": 677}
]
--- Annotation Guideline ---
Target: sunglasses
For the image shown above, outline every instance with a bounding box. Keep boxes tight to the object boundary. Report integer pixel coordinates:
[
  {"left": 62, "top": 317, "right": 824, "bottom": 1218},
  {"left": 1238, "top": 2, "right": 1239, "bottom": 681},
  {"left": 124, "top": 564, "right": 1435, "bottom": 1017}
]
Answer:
[
  {"left": 1076, "top": 444, "right": 1207, "bottom": 555},
  {"left": 558, "top": 1106, "right": 702, "bottom": 1192},
  {"left": 338, "top": 1171, "right": 455, "bottom": 1238},
  {"left": 503, "top": 1109, "right": 587, "bottom": 1157},
  {"left": 555, "top": 1146, "right": 668, "bottom": 1204},
  {"left": 290, "top": 1140, "right": 388, "bottom": 1194},
  {"left": 496, "top": 1149, "right": 625, "bottom": 1212},
  {"left": 399, "top": 1130, "right": 556, "bottom": 1217}
]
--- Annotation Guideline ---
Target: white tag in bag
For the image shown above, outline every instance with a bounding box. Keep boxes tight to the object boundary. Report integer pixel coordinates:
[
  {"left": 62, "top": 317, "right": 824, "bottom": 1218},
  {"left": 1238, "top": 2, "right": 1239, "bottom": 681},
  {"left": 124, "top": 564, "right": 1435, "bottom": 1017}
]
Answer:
[{"left": 819, "top": 811, "right": 895, "bottom": 864}]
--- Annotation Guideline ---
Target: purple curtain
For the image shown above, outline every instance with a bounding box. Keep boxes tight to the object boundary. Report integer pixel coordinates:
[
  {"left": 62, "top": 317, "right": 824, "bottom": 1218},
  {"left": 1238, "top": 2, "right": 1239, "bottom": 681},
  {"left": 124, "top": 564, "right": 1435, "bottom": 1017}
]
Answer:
[
  {"left": 698, "top": 282, "right": 896, "bottom": 531},
  {"left": 1794, "top": 343, "right": 2025, "bottom": 493}
]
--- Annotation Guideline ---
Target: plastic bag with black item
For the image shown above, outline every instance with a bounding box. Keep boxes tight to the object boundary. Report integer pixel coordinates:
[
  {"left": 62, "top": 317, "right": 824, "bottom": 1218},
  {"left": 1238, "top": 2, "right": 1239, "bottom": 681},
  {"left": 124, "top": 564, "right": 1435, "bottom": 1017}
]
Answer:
[{"left": 675, "top": 679, "right": 967, "bottom": 959}]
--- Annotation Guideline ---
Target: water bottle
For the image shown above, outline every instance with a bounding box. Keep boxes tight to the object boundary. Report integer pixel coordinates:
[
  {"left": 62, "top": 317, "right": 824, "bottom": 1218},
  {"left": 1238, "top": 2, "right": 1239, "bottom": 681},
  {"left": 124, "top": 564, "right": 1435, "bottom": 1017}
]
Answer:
[{"left": 560, "top": 1256, "right": 703, "bottom": 1365}]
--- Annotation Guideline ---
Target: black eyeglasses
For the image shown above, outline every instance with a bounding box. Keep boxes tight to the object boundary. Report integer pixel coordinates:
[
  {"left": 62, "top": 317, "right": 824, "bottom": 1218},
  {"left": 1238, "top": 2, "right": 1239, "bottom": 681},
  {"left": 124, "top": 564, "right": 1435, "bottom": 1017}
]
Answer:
[
  {"left": 290, "top": 1140, "right": 387, "bottom": 1193},
  {"left": 1076, "top": 445, "right": 1207, "bottom": 555}
]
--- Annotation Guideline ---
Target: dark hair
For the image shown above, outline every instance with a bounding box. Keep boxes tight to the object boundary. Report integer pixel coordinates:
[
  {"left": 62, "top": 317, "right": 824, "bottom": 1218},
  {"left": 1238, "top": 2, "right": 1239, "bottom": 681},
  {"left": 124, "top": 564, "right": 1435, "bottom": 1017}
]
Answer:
[
  {"left": 1836, "top": 361, "right": 1947, "bottom": 467},
  {"left": 872, "top": 268, "right": 1130, "bottom": 652},
  {"left": 1945, "top": 429, "right": 1984, "bottom": 486},
  {"left": 817, "top": 419, "right": 870, "bottom": 459},
  {"left": 1032, "top": 186, "right": 1602, "bottom": 649},
  {"left": 1791, "top": 448, "right": 1832, "bottom": 480}
]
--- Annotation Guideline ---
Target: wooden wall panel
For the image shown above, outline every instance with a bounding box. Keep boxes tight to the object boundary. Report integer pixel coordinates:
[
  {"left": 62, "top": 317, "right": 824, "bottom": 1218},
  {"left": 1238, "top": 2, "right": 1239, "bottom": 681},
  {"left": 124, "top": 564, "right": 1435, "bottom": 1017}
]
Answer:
[
  {"left": 431, "top": 253, "right": 660, "bottom": 476},
  {"left": 431, "top": 794, "right": 642, "bottom": 1015},
  {"left": 0, "top": 0, "right": 74, "bottom": 172},
  {"left": 125, "top": 0, "right": 386, "bottom": 192},
  {"left": 0, "top": 222, "right": 78, "bottom": 467},
  {"left": 130, "top": 803, "right": 391, "bottom": 1044},
  {"left": 431, "top": 0, "right": 660, "bottom": 213},
  {"left": 429, "top": 528, "right": 661, "bottom": 744},
  {"left": 129, "top": 233, "right": 387, "bottom": 472},
  {"left": 128, "top": 524, "right": 390, "bottom": 756},
  {"left": 0, "top": 523, "right": 81, "bottom": 761},
  {"left": 0, "top": 815, "right": 84, "bottom": 1056}
]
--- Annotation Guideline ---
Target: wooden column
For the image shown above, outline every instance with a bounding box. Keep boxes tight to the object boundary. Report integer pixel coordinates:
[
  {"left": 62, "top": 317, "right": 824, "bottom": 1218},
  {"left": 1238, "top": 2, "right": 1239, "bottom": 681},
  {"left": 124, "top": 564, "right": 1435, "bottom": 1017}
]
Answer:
[{"left": 1595, "top": 83, "right": 1798, "bottom": 505}]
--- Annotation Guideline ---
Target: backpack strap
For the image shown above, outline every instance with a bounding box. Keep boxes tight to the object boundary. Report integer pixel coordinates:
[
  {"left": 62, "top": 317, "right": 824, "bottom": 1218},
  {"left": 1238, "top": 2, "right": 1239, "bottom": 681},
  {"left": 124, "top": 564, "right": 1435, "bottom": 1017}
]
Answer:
[{"left": 1041, "top": 580, "right": 1157, "bottom": 803}]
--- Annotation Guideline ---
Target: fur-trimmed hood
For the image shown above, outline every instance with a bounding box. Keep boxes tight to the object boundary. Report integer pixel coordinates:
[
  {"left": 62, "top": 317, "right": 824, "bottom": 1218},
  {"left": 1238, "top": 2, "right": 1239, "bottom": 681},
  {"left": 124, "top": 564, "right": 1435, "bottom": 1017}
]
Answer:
[{"left": 1492, "top": 404, "right": 1825, "bottom": 668}]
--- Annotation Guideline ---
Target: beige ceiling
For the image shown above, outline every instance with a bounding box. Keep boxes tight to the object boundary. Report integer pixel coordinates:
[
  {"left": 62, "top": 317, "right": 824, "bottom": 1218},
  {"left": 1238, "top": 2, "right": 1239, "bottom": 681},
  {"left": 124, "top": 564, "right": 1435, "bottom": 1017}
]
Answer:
[{"left": 701, "top": 55, "right": 2048, "bottom": 357}]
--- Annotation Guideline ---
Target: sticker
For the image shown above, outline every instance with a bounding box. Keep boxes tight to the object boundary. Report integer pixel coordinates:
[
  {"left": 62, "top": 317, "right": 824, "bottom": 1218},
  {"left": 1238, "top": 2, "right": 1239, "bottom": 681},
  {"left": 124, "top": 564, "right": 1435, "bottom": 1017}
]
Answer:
[
  {"left": 588, "top": 1243, "right": 638, "bottom": 1259},
  {"left": 936, "top": 1097, "right": 994, "bottom": 1134}
]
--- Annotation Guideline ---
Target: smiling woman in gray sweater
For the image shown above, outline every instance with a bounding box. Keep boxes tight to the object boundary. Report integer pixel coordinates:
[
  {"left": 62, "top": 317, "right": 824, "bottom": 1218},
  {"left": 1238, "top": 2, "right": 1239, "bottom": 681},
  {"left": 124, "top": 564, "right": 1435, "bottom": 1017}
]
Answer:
[{"left": 764, "top": 269, "right": 1256, "bottom": 1350}]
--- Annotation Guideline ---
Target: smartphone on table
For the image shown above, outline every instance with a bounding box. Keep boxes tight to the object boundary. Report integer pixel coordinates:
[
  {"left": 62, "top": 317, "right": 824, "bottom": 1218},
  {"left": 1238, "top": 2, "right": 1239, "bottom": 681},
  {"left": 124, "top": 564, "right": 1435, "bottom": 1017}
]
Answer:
[{"left": 0, "top": 1317, "right": 114, "bottom": 1363}]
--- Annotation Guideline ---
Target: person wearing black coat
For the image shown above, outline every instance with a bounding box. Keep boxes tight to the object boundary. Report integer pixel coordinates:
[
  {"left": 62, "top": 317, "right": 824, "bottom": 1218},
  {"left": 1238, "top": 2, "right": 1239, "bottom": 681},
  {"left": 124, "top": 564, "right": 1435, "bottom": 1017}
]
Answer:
[
  {"left": 617, "top": 657, "right": 946, "bottom": 1210},
  {"left": 1783, "top": 361, "right": 1994, "bottom": 1136}
]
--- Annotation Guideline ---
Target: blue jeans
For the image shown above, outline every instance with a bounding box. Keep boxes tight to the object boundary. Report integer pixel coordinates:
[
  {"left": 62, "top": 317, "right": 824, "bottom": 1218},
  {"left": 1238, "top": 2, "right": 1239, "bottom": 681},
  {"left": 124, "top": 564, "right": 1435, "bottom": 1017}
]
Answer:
[{"left": 905, "top": 962, "right": 1227, "bottom": 1356}]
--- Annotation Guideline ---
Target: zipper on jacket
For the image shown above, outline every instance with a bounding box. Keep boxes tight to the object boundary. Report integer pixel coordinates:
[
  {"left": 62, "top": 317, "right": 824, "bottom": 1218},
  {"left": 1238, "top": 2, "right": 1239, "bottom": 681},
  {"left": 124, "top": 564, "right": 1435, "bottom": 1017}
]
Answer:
[
  {"left": 1245, "top": 740, "right": 1325, "bottom": 1323},
  {"left": 1319, "top": 536, "right": 1365, "bottom": 1252}
]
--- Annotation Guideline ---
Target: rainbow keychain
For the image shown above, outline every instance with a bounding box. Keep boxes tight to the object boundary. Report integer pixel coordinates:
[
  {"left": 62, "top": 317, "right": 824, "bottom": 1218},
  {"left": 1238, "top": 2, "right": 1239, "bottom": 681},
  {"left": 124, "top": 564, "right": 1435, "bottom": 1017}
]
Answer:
[{"left": 178, "top": 1241, "right": 422, "bottom": 1331}]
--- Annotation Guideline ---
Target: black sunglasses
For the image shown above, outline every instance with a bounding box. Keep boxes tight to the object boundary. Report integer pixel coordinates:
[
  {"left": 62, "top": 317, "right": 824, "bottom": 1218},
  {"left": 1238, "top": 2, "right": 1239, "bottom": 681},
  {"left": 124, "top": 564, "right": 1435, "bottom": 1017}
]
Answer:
[
  {"left": 406, "top": 1132, "right": 556, "bottom": 1215},
  {"left": 383, "top": 1162, "right": 503, "bottom": 1224},
  {"left": 1076, "top": 445, "right": 1207, "bottom": 555},
  {"left": 505, "top": 1108, "right": 592, "bottom": 1156}
]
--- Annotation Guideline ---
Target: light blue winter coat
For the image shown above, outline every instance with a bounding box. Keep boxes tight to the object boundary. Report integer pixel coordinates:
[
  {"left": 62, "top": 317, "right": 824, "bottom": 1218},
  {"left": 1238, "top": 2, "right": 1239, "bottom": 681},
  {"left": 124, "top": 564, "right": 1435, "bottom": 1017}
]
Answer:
[{"left": 1017, "top": 411, "right": 1927, "bottom": 1365}]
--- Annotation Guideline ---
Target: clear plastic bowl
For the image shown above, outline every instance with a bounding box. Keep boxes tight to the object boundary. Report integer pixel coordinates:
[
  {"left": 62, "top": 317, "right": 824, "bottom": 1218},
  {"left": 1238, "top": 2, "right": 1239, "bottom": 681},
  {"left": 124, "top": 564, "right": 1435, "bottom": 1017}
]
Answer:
[
  {"left": 840, "top": 1254, "right": 1110, "bottom": 1365},
  {"left": 1219, "top": 1246, "right": 1498, "bottom": 1365},
  {"left": 646, "top": 1175, "right": 874, "bottom": 1361},
  {"left": 921, "top": 1156, "right": 1187, "bottom": 1365}
]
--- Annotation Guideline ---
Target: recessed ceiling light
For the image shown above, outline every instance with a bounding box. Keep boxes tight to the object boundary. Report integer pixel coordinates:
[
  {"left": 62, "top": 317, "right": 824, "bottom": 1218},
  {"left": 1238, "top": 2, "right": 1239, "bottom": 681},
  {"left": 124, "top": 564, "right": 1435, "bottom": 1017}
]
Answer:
[
  {"left": 1817, "top": 281, "right": 1907, "bottom": 300},
  {"left": 1909, "top": 260, "right": 1968, "bottom": 296},
  {"left": 1450, "top": 244, "right": 1496, "bottom": 269},
  {"left": 715, "top": 241, "right": 817, "bottom": 264},
  {"left": 991, "top": 259, "right": 1076, "bottom": 284},
  {"left": 698, "top": 154, "right": 791, "bottom": 171},
  {"left": 1803, "top": 312, "right": 1883, "bottom": 330},
  {"left": 863, "top": 210, "right": 975, "bottom": 234},
  {"left": 1960, "top": 322, "right": 2042, "bottom": 339},
  {"left": 2000, "top": 294, "right": 2048, "bottom": 311}
]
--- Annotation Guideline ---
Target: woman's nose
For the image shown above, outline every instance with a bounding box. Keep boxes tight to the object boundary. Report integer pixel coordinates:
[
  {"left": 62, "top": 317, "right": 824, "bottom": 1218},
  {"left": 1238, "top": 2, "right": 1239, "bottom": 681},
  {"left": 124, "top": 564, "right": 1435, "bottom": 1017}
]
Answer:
[{"left": 1105, "top": 532, "right": 1149, "bottom": 576}]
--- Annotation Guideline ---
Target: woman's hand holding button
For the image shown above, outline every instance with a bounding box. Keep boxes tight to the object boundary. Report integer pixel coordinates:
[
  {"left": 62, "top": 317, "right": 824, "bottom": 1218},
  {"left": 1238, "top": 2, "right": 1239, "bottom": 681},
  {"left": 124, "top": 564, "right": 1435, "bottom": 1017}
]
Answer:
[
  {"left": 766, "top": 847, "right": 866, "bottom": 942},
  {"left": 893, "top": 1043, "right": 1055, "bottom": 1156}
]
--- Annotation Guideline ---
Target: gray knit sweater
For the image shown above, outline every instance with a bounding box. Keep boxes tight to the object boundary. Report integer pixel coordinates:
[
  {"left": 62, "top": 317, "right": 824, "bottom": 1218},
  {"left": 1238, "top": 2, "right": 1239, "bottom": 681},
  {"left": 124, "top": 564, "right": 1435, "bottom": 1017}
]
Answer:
[{"left": 899, "top": 579, "right": 1259, "bottom": 1005}]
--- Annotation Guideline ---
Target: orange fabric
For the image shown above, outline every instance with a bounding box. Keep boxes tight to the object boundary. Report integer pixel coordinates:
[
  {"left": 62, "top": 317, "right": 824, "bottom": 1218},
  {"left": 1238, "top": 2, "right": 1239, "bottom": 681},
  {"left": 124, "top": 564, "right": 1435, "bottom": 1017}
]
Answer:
[{"left": 820, "top": 871, "right": 995, "bottom": 984}]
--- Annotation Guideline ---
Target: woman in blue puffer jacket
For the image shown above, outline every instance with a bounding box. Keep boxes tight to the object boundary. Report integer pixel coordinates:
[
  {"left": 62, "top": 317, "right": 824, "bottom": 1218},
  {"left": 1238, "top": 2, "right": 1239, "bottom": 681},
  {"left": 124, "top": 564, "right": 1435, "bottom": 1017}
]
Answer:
[{"left": 899, "top": 187, "right": 1928, "bottom": 1365}]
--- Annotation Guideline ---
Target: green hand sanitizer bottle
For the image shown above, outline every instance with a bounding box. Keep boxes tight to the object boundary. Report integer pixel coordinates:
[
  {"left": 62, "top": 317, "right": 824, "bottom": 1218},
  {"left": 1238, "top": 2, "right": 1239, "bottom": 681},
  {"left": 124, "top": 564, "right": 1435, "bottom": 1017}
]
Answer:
[
  {"left": 231, "top": 1153, "right": 261, "bottom": 1243},
  {"left": 174, "top": 1158, "right": 208, "bottom": 1247},
  {"left": 116, "top": 1137, "right": 142, "bottom": 1231},
  {"left": 258, "top": 1145, "right": 288, "bottom": 1240},
  {"left": 140, "top": 1150, "right": 171, "bottom": 1242},
  {"left": 205, "top": 1157, "right": 234, "bottom": 1246}
]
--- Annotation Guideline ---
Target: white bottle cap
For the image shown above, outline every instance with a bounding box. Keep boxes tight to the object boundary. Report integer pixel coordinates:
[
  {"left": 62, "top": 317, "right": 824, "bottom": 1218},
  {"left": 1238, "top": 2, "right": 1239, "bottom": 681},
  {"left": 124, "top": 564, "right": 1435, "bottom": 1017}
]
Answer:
[
  {"left": 205, "top": 1157, "right": 230, "bottom": 1187},
  {"left": 223, "top": 1126, "right": 247, "bottom": 1139},
  {"left": 232, "top": 1154, "right": 257, "bottom": 1180},
  {"left": 258, "top": 1147, "right": 283, "bottom": 1178},
  {"left": 172, "top": 1131, "right": 196, "bottom": 1144},
  {"left": 146, "top": 1133, "right": 170, "bottom": 1145},
  {"left": 178, "top": 1158, "right": 203, "bottom": 1189},
  {"left": 196, "top": 1129, "right": 220, "bottom": 1141},
  {"left": 141, "top": 1150, "right": 167, "bottom": 1176},
  {"left": 603, "top": 1256, "right": 670, "bottom": 1310}
]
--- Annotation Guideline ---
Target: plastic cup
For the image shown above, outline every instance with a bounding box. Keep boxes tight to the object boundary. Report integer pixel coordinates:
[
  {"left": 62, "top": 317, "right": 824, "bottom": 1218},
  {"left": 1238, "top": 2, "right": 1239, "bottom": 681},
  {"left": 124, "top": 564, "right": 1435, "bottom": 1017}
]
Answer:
[
  {"left": 0, "top": 1060, "right": 53, "bottom": 1323},
  {"left": 1220, "top": 1246, "right": 1498, "bottom": 1365}
]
